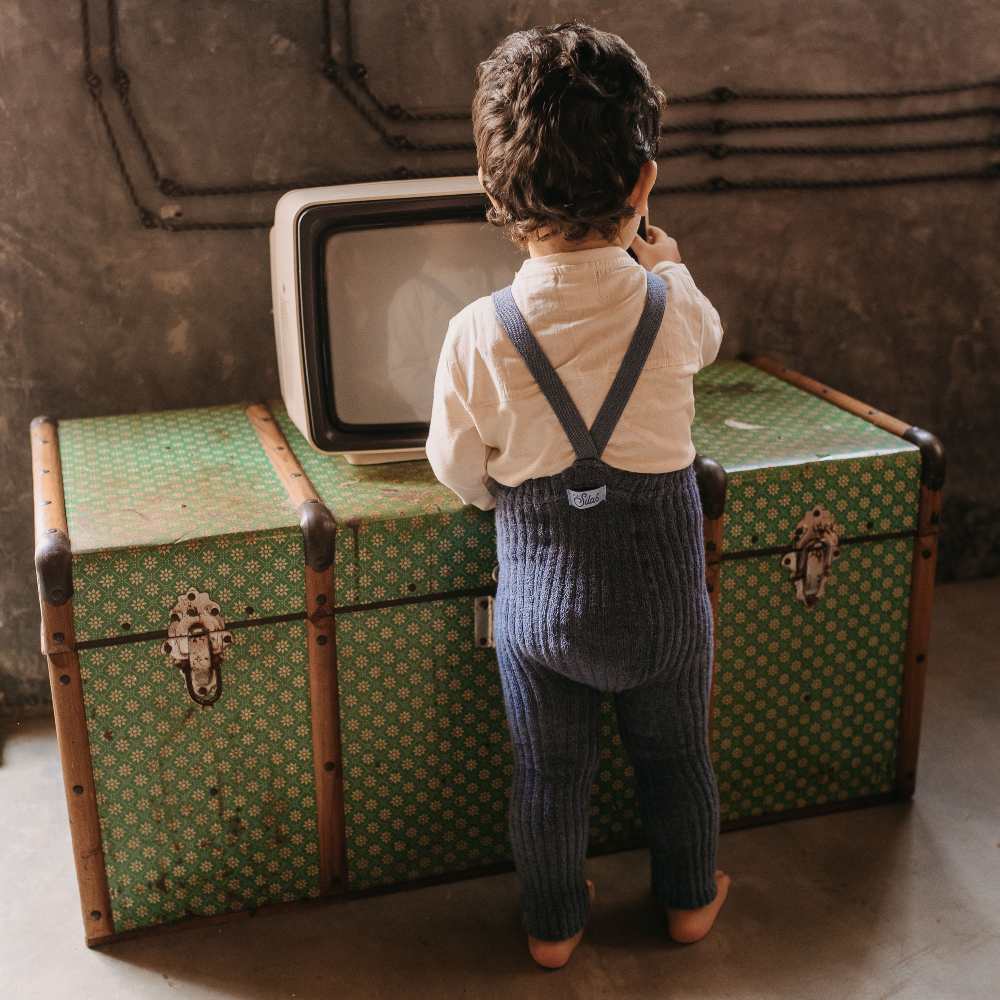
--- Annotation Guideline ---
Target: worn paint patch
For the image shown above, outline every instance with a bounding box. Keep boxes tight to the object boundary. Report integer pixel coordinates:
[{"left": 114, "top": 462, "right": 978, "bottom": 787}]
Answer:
[
  {"left": 165, "top": 320, "right": 190, "bottom": 357},
  {"left": 692, "top": 362, "right": 919, "bottom": 477},
  {"left": 269, "top": 33, "right": 294, "bottom": 56},
  {"left": 724, "top": 418, "right": 766, "bottom": 430},
  {"left": 59, "top": 403, "right": 298, "bottom": 553}
]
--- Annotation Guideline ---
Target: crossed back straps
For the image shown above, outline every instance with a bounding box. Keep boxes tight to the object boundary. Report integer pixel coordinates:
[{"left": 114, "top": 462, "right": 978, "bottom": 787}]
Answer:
[{"left": 491, "top": 270, "right": 667, "bottom": 462}]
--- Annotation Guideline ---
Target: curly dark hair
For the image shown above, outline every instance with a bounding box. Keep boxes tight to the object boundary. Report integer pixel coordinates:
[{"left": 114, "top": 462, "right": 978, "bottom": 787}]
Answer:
[{"left": 472, "top": 21, "right": 665, "bottom": 246}]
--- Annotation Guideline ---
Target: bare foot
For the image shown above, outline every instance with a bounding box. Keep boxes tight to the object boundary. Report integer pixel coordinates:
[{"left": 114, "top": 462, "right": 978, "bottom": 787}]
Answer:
[
  {"left": 528, "top": 879, "right": 596, "bottom": 970},
  {"left": 667, "top": 870, "right": 731, "bottom": 944}
]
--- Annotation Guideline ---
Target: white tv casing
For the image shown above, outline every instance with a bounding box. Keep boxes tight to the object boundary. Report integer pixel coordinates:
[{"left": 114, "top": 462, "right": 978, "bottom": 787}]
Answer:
[{"left": 269, "top": 175, "right": 484, "bottom": 463}]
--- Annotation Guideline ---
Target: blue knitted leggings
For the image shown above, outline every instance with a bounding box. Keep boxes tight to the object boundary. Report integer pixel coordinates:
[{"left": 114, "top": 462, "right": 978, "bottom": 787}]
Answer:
[{"left": 491, "top": 461, "right": 720, "bottom": 941}]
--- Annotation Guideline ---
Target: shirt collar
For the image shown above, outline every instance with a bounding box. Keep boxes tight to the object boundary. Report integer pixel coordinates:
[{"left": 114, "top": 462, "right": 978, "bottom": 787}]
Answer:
[{"left": 515, "top": 244, "right": 636, "bottom": 276}]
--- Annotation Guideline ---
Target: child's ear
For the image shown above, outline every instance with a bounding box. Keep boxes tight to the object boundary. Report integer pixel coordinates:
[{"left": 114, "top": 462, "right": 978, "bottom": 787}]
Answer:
[
  {"left": 628, "top": 160, "right": 658, "bottom": 215},
  {"left": 478, "top": 166, "right": 503, "bottom": 214}
]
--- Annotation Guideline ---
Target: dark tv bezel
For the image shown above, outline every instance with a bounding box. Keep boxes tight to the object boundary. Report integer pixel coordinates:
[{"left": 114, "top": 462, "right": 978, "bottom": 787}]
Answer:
[{"left": 296, "top": 193, "right": 491, "bottom": 453}]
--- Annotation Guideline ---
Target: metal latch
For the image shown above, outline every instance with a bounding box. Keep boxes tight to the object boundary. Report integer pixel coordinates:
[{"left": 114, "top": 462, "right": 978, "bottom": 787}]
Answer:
[
  {"left": 474, "top": 563, "right": 500, "bottom": 648},
  {"left": 162, "top": 590, "right": 233, "bottom": 705},
  {"left": 474, "top": 596, "right": 494, "bottom": 648},
  {"left": 781, "top": 508, "right": 840, "bottom": 608}
]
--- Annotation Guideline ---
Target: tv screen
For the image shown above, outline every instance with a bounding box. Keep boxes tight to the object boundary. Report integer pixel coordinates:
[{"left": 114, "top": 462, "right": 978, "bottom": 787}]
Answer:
[
  {"left": 324, "top": 220, "right": 523, "bottom": 426},
  {"left": 270, "top": 177, "right": 525, "bottom": 457}
]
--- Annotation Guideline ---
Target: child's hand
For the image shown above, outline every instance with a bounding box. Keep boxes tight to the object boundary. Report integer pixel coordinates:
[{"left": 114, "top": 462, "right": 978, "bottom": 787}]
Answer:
[{"left": 630, "top": 224, "right": 682, "bottom": 270}]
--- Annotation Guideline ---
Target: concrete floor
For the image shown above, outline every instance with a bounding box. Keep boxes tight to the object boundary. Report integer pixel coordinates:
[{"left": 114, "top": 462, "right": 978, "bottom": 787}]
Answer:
[{"left": 2, "top": 577, "right": 998, "bottom": 1000}]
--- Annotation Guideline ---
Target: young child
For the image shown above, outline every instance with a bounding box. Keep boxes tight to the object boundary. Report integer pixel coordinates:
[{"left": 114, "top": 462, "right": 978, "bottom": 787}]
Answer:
[{"left": 426, "top": 21, "right": 730, "bottom": 970}]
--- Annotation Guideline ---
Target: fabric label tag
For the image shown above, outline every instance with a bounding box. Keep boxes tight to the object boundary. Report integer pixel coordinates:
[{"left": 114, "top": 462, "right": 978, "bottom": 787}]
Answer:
[{"left": 566, "top": 484, "right": 607, "bottom": 509}]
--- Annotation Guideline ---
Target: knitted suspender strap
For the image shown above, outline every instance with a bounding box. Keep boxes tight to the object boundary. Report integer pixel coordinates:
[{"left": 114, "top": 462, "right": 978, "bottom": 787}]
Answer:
[
  {"left": 588, "top": 270, "right": 667, "bottom": 458},
  {"left": 491, "top": 270, "right": 668, "bottom": 462},
  {"left": 491, "top": 285, "right": 599, "bottom": 462}
]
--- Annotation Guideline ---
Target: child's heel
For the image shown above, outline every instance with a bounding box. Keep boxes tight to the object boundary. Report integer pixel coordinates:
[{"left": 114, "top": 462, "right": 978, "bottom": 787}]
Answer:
[{"left": 666, "top": 870, "right": 731, "bottom": 944}]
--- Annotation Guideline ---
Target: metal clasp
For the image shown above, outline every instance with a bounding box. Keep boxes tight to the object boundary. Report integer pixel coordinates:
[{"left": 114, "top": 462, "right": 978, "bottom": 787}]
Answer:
[
  {"left": 781, "top": 508, "right": 840, "bottom": 608},
  {"left": 162, "top": 590, "right": 232, "bottom": 705},
  {"left": 474, "top": 595, "right": 495, "bottom": 648},
  {"left": 474, "top": 564, "right": 500, "bottom": 648}
]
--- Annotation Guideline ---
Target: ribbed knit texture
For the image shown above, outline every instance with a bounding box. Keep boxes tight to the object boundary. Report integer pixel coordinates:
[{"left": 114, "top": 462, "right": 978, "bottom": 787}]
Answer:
[{"left": 487, "top": 273, "right": 720, "bottom": 942}]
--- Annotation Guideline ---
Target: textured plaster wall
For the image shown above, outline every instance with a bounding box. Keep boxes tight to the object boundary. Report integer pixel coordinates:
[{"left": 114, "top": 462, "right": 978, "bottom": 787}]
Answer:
[{"left": 2, "top": 1, "right": 998, "bottom": 713}]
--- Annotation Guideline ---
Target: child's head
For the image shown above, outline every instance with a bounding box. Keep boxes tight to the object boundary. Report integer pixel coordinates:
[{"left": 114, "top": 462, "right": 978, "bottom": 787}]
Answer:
[{"left": 472, "top": 21, "right": 664, "bottom": 248}]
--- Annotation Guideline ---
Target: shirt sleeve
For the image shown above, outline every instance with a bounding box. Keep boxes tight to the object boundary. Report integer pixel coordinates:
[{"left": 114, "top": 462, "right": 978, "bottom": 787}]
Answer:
[
  {"left": 652, "top": 259, "right": 725, "bottom": 370},
  {"left": 698, "top": 294, "right": 724, "bottom": 369},
  {"left": 425, "top": 326, "right": 496, "bottom": 512}
]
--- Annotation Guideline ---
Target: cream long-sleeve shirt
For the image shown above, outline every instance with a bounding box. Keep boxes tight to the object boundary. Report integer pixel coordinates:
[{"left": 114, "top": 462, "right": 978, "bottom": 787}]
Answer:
[{"left": 426, "top": 244, "right": 724, "bottom": 511}]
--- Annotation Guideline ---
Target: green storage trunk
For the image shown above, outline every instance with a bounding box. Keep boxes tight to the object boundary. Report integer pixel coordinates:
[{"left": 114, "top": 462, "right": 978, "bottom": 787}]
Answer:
[{"left": 32, "top": 358, "right": 943, "bottom": 945}]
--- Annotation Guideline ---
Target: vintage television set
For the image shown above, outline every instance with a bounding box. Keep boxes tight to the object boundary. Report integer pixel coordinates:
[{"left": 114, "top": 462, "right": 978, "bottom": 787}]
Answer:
[{"left": 270, "top": 176, "right": 525, "bottom": 463}]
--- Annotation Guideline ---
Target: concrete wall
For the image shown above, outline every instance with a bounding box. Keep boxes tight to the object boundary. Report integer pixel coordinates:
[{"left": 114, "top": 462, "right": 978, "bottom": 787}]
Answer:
[{"left": 2, "top": 0, "right": 998, "bottom": 714}]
